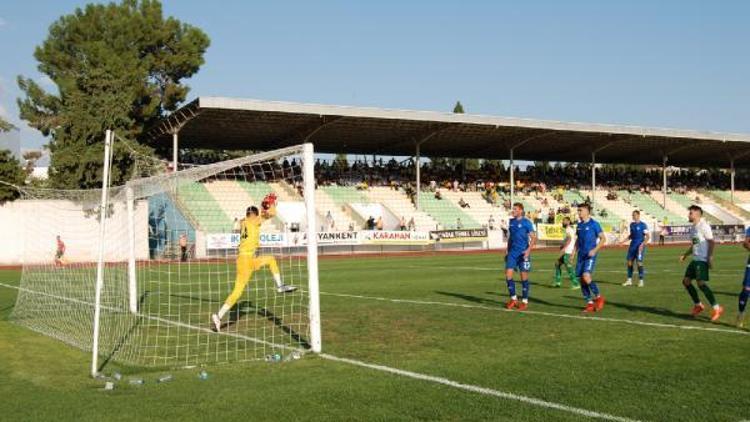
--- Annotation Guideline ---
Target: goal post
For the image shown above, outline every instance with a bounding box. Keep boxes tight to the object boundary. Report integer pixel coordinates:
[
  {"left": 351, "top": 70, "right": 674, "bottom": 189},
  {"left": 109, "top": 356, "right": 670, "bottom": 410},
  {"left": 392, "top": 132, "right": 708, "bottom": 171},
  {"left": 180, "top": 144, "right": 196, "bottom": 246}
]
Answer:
[
  {"left": 91, "top": 129, "right": 113, "bottom": 377},
  {"left": 303, "top": 143, "right": 322, "bottom": 353},
  {"left": 11, "top": 138, "right": 322, "bottom": 375}
]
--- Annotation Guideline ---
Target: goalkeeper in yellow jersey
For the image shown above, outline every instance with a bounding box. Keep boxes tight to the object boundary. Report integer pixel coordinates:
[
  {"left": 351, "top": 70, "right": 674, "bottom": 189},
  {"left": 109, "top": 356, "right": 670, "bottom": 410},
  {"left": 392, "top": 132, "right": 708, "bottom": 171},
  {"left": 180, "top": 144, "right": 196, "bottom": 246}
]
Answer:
[{"left": 211, "top": 193, "right": 296, "bottom": 332}]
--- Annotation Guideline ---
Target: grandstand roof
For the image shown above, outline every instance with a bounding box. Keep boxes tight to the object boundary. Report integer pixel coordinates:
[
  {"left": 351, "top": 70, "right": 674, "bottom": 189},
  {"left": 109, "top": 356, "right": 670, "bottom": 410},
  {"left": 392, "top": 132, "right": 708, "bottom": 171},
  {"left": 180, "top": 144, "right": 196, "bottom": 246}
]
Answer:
[{"left": 146, "top": 97, "right": 750, "bottom": 168}]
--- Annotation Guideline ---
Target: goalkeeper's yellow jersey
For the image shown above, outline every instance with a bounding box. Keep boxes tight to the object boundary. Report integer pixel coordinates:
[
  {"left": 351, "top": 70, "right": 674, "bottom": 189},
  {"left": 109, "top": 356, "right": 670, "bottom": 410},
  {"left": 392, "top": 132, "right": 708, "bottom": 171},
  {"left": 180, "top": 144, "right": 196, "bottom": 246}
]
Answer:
[
  {"left": 238, "top": 217, "right": 261, "bottom": 256},
  {"left": 238, "top": 207, "right": 274, "bottom": 256}
]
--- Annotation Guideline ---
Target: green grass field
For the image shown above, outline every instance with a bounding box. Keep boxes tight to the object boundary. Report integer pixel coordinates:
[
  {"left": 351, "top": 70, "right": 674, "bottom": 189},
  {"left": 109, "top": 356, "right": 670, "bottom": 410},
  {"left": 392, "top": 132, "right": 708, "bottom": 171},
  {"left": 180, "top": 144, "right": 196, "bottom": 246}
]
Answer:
[{"left": 1, "top": 244, "right": 749, "bottom": 421}]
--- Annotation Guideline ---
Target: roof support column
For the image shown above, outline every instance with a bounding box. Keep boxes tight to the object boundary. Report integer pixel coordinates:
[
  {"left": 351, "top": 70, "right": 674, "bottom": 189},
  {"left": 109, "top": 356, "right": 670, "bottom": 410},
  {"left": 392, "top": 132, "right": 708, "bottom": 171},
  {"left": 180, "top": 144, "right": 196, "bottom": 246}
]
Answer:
[
  {"left": 172, "top": 132, "right": 179, "bottom": 173},
  {"left": 730, "top": 158, "right": 735, "bottom": 204},
  {"left": 588, "top": 139, "right": 620, "bottom": 212},
  {"left": 662, "top": 156, "right": 668, "bottom": 209},
  {"left": 591, "top": 152, "right": 596, "bottom": 211},
  {"left": 509, "top": 148, "right": 515, "bottom": 209},
  {"left": 415, "top": 142, "right": 421, "bottom": 211}
]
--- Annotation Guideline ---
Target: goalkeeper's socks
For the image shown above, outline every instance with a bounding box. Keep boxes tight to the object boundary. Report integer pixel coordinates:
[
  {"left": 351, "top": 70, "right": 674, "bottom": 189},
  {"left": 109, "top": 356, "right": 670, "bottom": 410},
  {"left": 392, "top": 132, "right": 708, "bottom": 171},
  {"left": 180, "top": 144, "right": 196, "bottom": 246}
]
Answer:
[
  {"left": 739, "top": 289, "right": 750, "bottom": 313},
  {"left": 273, "top": 273, "right": 283, "bottom": 288},
  {"left": 626, "top": 265, "right": 633, "bottom": 279},
  {"left": 217, "top": 304, "right": 231, "bottom": 320},
  {"left": 521, "top": 280, "right": 530, "bottom": 300},
  {"left": 589, "top": 282, "right": 600, "bottom": 297},
  {"left": 506, "top": 279, "right": 516, "bottom": 297}
]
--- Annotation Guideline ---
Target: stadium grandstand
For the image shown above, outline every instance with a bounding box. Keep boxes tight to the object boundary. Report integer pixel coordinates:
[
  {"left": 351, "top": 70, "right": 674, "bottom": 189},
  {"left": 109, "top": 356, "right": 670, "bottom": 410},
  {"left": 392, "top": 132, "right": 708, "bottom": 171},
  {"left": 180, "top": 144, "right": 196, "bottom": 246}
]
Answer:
[{"left": 136, "top": 97, "right": 750, "bottom": 255}]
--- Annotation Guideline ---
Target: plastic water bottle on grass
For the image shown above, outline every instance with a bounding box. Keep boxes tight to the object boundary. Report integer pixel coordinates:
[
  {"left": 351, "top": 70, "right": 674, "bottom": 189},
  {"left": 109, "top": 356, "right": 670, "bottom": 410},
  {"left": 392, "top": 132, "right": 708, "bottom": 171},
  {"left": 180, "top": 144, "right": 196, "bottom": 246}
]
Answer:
[
  {"left": 129, "top": 378, "right": 144, "bottom": 386},
  {"left": 157, "top": 374, "right": 173, "bottom": 383},
  {"left": 113, "top": 372, "right": 122, "bottom": 381},
  {"left": 265, "top": 353, "right": 282, "bottom": 363},
  {"left": 198, "top": 370, "right": 209, "bottom": 380}
]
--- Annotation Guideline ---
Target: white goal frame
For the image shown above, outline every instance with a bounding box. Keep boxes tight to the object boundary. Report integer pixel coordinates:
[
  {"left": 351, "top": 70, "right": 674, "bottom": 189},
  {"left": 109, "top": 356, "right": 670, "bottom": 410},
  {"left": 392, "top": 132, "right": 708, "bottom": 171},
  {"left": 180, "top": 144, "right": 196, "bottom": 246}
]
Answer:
[{"left": 90, "top": 134, "right": 322, "bottom": 377}]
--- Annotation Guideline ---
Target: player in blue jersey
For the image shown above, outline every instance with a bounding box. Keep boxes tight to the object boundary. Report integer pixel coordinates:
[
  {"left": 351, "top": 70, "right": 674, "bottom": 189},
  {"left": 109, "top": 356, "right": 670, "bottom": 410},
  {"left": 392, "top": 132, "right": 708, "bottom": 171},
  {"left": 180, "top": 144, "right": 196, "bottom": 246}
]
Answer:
[
  {"left": 621, "top": 210, "right": 650, "bottom": 287},
  {"left": 572, "top": 203, "right": 607, "bottom": 313},
  {"left": 504, "top": 202, "right": 536, "bottom": 311},
  {"left": 738, "top": 227, "right": 750, "bottom": 328}
]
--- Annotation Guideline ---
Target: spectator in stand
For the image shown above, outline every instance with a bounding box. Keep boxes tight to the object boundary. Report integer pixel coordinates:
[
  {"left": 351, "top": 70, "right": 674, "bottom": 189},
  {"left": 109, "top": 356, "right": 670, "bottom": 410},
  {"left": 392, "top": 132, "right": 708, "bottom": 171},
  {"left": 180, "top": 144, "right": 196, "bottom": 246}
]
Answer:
[
  {"left": 408, "top": 217, "right": 416, "bottom": 231},
  {"left": 488, "top": 215, "right": 496, "bottom": 230},
  {"left": 376, "top": 216, "right": 384, "bottom": 231},
  {"left": 456, "top": 218, "right": 463, "bottom": 229},
  {"left": 399, "top": 216, "right": 407, "bottom": 231},
  {"left": 500, "top": 218, "right": 509, "bottom": 239},
  {"left": 459, "top": 197, "right": 470, "bottom": 208},
  {"left": 348, "top": 222, "right": 355, "bottom": 232},
  {"left": 429, "top": 180, "right": 437, "bottom": 192},
  {"left": 547, "top": 209, "right": 555, "bottom": 224},
  {"left": 232, "top": 217, "right": 241, "bottom": 233},
  {"left": 366, "top": 216, "right": 375, "bottom": 230},
  {"left": 325, "top": 211, "right": 335, "bottom": 230},
  {"left": 453, "top": 180, "right": 459, "bottom": 192},
  {"left": 435, "top": 190, "right": 443, "bottom": 200}
]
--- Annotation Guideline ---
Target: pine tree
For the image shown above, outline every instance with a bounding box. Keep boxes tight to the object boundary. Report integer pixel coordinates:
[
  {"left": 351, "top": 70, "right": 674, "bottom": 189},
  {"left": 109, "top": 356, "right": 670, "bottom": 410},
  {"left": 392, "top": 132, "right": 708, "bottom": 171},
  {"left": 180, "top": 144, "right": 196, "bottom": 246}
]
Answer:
[
  {"left": 17, "top": 0, "right": 210, "bottom": 189},
  {"left": 0, "top": 149, "right": 25, "bottom": 203},
  {"left": 0, "top": 117, "right": 14, "bottom": 132}
]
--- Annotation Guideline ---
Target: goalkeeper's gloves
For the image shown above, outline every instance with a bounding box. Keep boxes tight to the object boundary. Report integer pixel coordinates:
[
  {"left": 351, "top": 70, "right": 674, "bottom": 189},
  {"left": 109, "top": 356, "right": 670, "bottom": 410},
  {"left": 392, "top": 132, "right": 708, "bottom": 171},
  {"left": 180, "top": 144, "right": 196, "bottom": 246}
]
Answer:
[{"left": 261, "top": 193, "right": 278, "bottom": 210}]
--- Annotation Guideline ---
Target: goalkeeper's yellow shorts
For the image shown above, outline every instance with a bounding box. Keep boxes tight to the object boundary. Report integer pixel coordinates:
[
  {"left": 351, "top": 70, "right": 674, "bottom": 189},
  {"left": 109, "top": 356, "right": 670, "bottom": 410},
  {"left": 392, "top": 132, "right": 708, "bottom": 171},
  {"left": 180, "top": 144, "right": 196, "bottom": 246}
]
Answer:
[{"left": 224, "top": 254, "right": 279, "bottom": 308}]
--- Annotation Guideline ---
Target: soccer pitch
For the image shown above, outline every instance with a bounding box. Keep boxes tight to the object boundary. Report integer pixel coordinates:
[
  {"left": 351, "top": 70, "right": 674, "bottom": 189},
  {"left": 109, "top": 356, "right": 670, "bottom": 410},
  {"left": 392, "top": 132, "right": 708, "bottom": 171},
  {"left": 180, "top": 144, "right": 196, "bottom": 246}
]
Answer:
[{"left": 1, "top": 244, "right": 748, "bottom": 421}]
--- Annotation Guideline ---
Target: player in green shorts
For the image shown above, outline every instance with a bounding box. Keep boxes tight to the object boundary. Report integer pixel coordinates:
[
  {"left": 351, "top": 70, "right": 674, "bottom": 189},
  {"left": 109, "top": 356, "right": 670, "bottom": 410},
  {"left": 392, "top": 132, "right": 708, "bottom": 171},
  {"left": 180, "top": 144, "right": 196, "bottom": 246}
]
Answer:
[
  {"left": 554, "top": 217, "right": 580, "bottom": 289},
  {"left": 679, "top": 205, "right": 723, "bottom": 322}
]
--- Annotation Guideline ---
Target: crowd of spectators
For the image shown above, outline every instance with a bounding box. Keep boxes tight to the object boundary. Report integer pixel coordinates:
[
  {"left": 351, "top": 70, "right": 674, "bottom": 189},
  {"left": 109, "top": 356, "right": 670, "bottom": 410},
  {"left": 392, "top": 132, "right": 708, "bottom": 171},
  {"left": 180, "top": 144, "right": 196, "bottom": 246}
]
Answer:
[
  {"left": 314, "top": 158, "right": 745, "bottom": 193},
  {"left": 312, "top": 157, "right": 744, "bottom": 231}
]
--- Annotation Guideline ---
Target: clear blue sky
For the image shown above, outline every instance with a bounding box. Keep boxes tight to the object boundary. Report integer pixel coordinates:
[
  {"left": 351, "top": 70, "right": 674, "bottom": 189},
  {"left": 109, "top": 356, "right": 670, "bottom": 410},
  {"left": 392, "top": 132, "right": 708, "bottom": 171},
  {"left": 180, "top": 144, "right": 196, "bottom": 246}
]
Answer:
[{"left": 1, "top": 0, "right": 748, "bottom": 150}]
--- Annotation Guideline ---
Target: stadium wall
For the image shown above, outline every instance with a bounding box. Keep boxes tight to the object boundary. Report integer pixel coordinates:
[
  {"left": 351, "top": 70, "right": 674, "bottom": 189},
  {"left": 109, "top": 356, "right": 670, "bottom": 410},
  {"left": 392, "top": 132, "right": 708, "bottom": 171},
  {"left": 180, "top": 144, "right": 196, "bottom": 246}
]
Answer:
[{"left": 0, "top": 199, "right": 149, "bottom": 265}]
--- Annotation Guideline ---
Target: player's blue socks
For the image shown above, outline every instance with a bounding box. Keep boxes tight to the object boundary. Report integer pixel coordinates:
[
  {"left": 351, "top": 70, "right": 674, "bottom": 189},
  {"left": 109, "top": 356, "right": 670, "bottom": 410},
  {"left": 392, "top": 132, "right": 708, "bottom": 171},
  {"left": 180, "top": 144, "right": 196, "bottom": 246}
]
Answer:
[
  {"left": 637, "top": 265, "right": 644, "bottom": 281},
  {"left": 626, "top": 265, "right": 633, "bottom": 279},
  {"left": 580, "top": 282, "right": 592, "bottom": 301},
  {"left": 506, "top": 278, "right": 516, "bottom": 298},
  {"left": 521, "top": 280, "right": 530, "bottom": 300},
  {"left": 590, "top": 282, "right": 600, "bottom": 297},
  {"left": 740, "top": 288, "right": 749, "bottom": 313}
]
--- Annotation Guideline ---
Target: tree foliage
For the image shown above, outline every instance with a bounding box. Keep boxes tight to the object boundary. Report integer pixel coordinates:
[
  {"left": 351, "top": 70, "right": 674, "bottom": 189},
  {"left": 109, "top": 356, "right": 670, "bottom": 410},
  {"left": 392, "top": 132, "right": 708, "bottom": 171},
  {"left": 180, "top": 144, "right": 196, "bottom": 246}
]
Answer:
[
  {"left": 0, "top": 117, "right": 15, "bottom": 132},
  {"left": 17, "top": 0, "right": 210, "bottom": 189},
  {"left": 0, "top": 149, "right": 25, "bottom": 203}
]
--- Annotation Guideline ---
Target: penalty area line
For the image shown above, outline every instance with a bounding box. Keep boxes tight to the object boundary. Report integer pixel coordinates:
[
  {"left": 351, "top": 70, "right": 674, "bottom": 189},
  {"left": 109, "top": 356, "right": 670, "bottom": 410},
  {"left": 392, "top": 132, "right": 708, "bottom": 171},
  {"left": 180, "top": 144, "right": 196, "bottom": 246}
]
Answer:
[
  {"left": 320, "top": 291, "right": 749, "bottom": 336},
  {"left": 319, "top": 353, "right": 641, "bottom": 422}
]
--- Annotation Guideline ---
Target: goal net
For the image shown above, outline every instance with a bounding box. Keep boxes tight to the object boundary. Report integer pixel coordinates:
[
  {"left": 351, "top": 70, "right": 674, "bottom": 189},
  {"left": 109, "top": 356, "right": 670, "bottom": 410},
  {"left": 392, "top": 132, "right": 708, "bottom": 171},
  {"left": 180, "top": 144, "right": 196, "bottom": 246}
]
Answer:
[{"left": 11, "top": 139, "right": 320, "bottom": 375}]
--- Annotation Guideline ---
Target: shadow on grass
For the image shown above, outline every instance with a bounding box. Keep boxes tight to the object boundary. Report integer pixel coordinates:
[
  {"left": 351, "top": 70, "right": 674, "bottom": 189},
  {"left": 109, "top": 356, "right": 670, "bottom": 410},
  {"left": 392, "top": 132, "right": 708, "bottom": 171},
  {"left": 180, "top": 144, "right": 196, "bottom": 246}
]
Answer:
[
  {"left": 604, "top": 300, "right": 738, "bottom": 328},
  {"left": 170, "top": 293, "right": 222, "bottom": 304},
  {"left": 435, "top": 291, "right": 501, "bottom": 307},
  {"left": 98, "top": 291, "right": 150, "bottom": 372},
  {"left": 605, "top": 299, "right": 694, "bottom": 322},
  {"left": 219, "top": 300, "right": 311, "bottom": 350},
  {"left": 714, "top": 290, "right": 740, "bottom": 298}
]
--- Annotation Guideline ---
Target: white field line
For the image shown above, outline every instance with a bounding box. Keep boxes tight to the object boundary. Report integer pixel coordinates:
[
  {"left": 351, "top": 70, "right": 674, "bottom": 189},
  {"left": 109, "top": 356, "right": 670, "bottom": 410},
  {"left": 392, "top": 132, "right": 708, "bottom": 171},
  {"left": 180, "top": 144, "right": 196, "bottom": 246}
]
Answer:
[
  {"left": 0, "top": 282, "right": 641, "bottom": 421},
  {"left": 399, "top": 264, "right": 745, "bottom": 275},
  {"left": 319, "top": 353, "right": 641, "bottom": 422},
  {"left": 320, "top": 291, "right": 750, "bottom": 336},
  {"left": 0, "top": 282, "right": 296, "bottom": 351}
]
